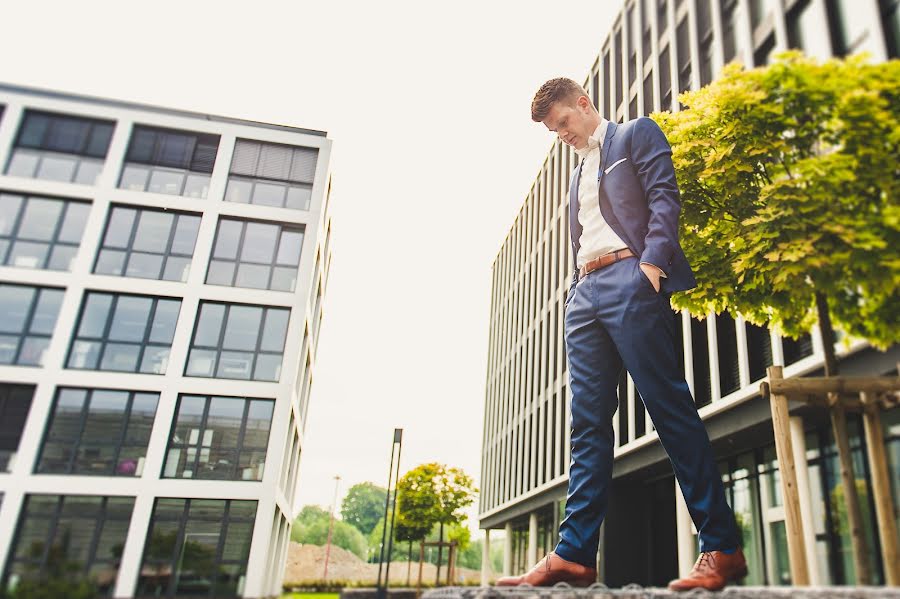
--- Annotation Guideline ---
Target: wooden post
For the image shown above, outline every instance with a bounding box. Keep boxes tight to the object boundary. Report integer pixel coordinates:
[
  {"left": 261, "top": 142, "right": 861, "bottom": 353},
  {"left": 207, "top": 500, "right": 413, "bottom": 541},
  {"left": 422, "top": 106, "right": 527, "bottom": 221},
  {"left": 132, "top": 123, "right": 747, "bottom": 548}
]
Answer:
[
  {"left": 765, "top": 366, "right": 810, "bottom": 585},
  {"left": 830, "top": 402, "right": 872, "bottom": 585},
  {"left": 861, "top": 391, "right": 900, "bottom": 585}
]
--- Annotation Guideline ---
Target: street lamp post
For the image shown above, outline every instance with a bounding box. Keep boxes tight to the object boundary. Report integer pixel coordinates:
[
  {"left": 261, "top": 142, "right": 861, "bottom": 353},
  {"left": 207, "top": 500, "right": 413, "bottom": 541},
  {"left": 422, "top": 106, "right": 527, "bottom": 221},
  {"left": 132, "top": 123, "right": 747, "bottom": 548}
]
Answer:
[
  {"left": 323, "top": 475, "right": 342, "bottom": 580},
  {"left": 376, "top": 428, "right": 403, "bottom": 599}
]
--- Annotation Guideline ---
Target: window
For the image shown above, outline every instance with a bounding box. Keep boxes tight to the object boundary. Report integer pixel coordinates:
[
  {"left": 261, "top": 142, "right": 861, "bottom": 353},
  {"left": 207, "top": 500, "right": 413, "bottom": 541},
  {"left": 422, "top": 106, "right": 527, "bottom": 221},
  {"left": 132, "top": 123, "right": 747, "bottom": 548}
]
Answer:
[
  {"left": 0, "top": 193, "right": 90, "bottom": 270},
  {"left": 185, "top": 302, "right": 289, "bottom": 382},
  {"left": 643, "top": 71, "right": 655, "bottom": 114},
  {"left": 615, "top": 29, "right": 624, "bottom": 111},
  {"left": 67, "top": 292, "right": 181, "bottom": 374},
  {"left": 6, "top": 110, "right": 114, "bottom": 185},
  {"left": 3, "top": 494, "right": 135, "bottom": 596},
  {"left": 0, "top": 384, "right": 34, "bottom": 471},
  {"left": 0, "top": 284, "right": 63, "bottom": 366},
  {"left": 716, "top": 313, "right": 741, "bottom": 397},
  {"left": 225, "top": 139, "right": 318, "bottom": 210},
  {"left": 691, "top": 316, "right": 712, "bottom": 406},
  {"left": 746, "top": 321, "right": 773, "bottom": 382},
  {"left": 602, "top": 50, "right": 613, "bottom": 120},
  {"left": 206, "top": 218, "right": 304, "bottom": 291},
  {"left": 119, "top": 125, "right": 219, "bottom": 198},
  {"left": 163, "top": 395, "right": 274, "bottom": 480},
  {"left": 36, "top": 387, "right": 158, "bottom": 476},
  {"left": 883, "top": 0, "right": 900, "bottom": 58},
  {"left": 137, "top": 498, "right": 257, "bottom": 598},
  {"left": 628, "top": 6, "right": 639, "bottom": 86},
  {"left": 722, "top": 0, "right": 740, "bottom": 63},
  {"left": 782, "top": 332, "right": 814, "bottom": 366},
  {"left": 659, "top": 46, "right": 672, "bottom": 110},
  {"left": 676, "top": 19, "right": 692, "bottom": 95},
  {"left": 94, "top": 205, "right": 200, "bottom": 282},
  {"left": 643, "top": 0, "right": 654, "bottom": 58}
]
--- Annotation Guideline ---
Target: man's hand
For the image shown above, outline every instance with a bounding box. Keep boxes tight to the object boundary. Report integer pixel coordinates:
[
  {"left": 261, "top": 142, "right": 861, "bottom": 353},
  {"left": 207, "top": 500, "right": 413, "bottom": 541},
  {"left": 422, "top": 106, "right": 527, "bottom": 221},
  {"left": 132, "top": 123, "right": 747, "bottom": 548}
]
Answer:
[{"left": 639, "top": 262, "right": 664, "bottom": 292}]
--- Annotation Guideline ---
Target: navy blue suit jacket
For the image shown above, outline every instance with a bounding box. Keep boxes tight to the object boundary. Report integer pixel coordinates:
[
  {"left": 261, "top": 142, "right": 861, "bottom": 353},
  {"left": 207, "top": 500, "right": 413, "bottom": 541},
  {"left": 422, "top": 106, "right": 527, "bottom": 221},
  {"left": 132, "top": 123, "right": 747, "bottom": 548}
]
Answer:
[{"left": 568, "top": 117, "right": 697, "bottom": 296}]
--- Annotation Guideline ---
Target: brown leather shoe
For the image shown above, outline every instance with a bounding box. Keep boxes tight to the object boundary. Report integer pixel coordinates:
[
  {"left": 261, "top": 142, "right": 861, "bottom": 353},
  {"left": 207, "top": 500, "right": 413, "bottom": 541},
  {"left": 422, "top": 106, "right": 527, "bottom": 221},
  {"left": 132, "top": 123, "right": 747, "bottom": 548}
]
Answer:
[
  {"left": 668, "top": 548, "right": 748, "bottom": 591},
  {"left": 495, "top": 552, "right": 597, "bottom": 587}
]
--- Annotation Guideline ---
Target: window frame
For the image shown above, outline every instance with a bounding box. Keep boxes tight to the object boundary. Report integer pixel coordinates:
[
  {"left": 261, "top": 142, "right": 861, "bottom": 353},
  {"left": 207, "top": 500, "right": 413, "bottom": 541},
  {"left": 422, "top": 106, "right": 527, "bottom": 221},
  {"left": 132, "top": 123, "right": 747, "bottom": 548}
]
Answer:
[
  {"left": 162, "top": 394, "right": 274, "bottom": 481},
  {"left": 35, "top": 387, "right": 159, "bottom": 477},
  {"left": 66, "top": 291, "right": 182, "bottom": 375},
  {"left": 0, "top": 283, "right": 64, "bottom": 367},
  {"left": 93, "top": 204, "right": 201, "bottom": 282},
  {"left": 185, "top": 302, "right": 290, "bottom": 382},
  {"left": 0, "top": 192, "right": 90, "bottom": 271},
  {"left": 205, "top": 217, "right": 305, "bottom": 291}
]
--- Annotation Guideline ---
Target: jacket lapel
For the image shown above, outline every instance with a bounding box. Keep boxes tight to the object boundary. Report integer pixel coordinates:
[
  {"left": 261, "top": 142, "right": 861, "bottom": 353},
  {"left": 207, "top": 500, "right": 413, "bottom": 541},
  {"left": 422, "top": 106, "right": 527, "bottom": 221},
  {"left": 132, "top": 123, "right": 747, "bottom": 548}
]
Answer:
[{"left": 596, "top": 121, "right": 618, "bottom": 184}]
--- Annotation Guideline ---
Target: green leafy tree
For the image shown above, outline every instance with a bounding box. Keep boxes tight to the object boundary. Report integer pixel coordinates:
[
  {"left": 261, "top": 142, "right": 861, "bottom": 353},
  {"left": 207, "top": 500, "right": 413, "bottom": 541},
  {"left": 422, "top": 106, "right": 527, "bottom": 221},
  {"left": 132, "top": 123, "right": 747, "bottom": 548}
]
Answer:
[
  {"left": 654, "top": 52, "right": 900, "bottom": 373},
  {"left": 341, "top": 482, "right": 388, "bottom": 536},
  {"left": 395, "top": 463, "right": 477, "bottom": 583},
  {"left": 291, "top": 504, "right": 368, "bottom": 560}
]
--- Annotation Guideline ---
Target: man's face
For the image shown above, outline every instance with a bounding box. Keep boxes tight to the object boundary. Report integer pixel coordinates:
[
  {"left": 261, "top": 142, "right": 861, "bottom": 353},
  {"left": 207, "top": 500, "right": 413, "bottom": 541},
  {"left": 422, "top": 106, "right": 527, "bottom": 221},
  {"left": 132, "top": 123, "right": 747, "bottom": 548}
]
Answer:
[{"left": 541, "top": 96, "right": 598, "bottom": 150}]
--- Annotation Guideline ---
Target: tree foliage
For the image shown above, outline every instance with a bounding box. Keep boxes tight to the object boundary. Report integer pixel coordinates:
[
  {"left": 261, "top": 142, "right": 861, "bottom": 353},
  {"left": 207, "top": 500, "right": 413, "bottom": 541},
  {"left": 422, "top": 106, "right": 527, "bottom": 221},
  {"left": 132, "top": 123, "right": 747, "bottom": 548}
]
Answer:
[
  {"left": 291, "top": 505, "right": 368, "bottom": 560},
  {"left": 340, "top": 482, "right": 388, "bottom": 536},
  {"left": 654, "top": 52, "right": 899, "bottom": 349},
  {"left": 395, "top": 463, "right": 477, "bottom": 533}
]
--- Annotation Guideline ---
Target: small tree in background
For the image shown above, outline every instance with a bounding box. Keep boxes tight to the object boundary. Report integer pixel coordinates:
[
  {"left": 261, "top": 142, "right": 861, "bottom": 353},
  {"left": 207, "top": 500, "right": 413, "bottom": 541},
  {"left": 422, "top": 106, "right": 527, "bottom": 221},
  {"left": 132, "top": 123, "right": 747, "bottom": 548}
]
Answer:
[
  {"left": 654, "top": 52, "right": 899, "bottom": 375},
  {"left": 291, "top": 505, "right": 368, "bottom": 560},
  {"left": 395, "top": 463, "right": 477, "bottom": 583},
  {"left": 341, "top": 482, "right": 387, "bottom": 537}
]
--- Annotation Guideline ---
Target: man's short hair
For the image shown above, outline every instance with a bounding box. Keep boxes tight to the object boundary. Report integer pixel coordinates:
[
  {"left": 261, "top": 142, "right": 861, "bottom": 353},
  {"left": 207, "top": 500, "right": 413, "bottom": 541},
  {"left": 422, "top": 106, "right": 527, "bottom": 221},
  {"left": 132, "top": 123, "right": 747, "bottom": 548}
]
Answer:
[{"left": 531, "top": 77, "right": 590, "bottom": 122}]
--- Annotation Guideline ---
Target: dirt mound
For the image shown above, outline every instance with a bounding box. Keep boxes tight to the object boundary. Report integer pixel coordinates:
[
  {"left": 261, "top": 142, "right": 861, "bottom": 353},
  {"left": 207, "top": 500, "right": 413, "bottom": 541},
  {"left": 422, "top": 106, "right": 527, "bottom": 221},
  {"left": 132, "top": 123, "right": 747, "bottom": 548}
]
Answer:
[{"left": 283, "top": 543, "right": 487, "bottom": 585}]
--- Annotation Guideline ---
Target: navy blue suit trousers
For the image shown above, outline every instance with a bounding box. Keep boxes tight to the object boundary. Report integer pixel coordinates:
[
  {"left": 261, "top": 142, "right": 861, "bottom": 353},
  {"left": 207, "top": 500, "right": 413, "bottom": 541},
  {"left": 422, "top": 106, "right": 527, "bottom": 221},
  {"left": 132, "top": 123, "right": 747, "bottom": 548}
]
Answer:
[{"left": 554, "top": 255, "right": 740, "bottom": 567}]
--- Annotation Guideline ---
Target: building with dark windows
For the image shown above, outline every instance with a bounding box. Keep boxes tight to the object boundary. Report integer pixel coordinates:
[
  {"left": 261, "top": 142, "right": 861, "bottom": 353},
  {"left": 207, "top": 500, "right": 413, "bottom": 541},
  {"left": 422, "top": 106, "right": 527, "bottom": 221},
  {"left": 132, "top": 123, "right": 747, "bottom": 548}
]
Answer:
[
  {"left": 0, "top": 83, "right": 333, "bottom": 598},
  {"left": 479, "top": 0, "right": 899, "bottom": 589}
]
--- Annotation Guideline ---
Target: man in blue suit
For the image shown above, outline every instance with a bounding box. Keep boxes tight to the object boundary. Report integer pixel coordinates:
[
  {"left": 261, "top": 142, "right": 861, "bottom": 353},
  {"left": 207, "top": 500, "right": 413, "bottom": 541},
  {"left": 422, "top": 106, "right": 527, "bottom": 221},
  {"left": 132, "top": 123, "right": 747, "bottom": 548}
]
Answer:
[{"left": 496, "top": 78, "right": 747, "bottom": 592}]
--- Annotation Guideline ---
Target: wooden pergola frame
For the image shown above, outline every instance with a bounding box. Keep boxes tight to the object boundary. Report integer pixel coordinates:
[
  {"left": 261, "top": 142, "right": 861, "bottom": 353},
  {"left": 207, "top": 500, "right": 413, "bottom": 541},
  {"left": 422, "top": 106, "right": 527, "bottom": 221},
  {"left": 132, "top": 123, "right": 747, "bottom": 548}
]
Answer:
[{"left": 760, "top": 365, "right": 900, "bottom": 586}]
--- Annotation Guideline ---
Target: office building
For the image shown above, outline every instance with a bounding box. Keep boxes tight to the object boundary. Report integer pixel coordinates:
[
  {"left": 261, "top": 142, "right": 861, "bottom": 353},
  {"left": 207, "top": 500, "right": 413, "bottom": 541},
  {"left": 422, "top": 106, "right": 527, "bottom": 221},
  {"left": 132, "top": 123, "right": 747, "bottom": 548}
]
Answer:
[
  {"left": 0, "top": 83, "right": 333, "bottom": 597},
  {"left": 479, "top": 0, "right": 899, "bottom": 587}
]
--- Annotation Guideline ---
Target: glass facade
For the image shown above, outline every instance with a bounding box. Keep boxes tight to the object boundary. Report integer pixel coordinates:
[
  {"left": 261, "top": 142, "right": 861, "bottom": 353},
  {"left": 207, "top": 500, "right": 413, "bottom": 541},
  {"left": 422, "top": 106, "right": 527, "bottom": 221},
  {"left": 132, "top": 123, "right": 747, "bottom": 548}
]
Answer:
[
  {"left": 0, "top": 193, "right": 90, "bottom": 271},
  {"left": 206, "top": 218, "right": 304, "bottom": 291},
  {"left": 0, "top": 86, "right": 329, "bottom": 599},
  {"left": 163, "top": 395, "right": 273, "bottom": 481},
  {"left": 136, "top": 498, "right": 257, "bottom": 598},
  {"left": 36, "top": 388, "right": 159, "bottom": 476},
  {"left": 3, "top": 494, "right": 135, "bottom": 596},
  {"left": 67, "top": 292, "right": 181, "bottom": 374},
  {"left": 0, "top": 384, "right": 34, "bottom": 472},
  {"left": 0, "top": 284, "right": 64, "bottom": 366},
  {"left": 94, "top": 205, "right": 201, "bottom": 282},
  {"left": 185, "top": 302, "right": 289, "bottom": 382},
  {"left": 6, "top": 110, "right": 114, "bottom": 185}
]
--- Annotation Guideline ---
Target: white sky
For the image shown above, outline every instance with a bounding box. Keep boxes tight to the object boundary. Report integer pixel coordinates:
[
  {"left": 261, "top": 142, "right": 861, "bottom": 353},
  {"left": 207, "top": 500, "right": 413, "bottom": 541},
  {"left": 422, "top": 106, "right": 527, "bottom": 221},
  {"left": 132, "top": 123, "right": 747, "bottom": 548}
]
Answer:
[{"left": 2, "top": 0, "right": 624, "bottom": 536}]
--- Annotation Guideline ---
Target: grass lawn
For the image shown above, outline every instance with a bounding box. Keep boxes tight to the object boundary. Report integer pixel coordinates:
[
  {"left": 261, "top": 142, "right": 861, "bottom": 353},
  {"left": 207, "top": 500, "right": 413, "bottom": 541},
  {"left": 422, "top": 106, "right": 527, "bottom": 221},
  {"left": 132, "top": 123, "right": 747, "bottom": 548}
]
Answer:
[{"left": 282, "top": 594, "right": 341, "bottom": 599}]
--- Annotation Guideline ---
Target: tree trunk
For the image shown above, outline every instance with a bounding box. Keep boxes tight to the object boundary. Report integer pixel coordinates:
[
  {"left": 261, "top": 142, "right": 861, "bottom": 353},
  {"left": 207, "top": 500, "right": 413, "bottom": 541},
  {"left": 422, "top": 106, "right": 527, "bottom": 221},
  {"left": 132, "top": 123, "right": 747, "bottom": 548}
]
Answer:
[
  {"left": 407, "top": 541, "right": 412, "bottom": 586},
  {"left": 436, "top": 522, "right": 444, "bottom": 585},
  {"left": 815, "top": 291, "right": 838, "bottom": 376},
  {"left": 815, "top": 292, "right": 871, "bottom": 582}
]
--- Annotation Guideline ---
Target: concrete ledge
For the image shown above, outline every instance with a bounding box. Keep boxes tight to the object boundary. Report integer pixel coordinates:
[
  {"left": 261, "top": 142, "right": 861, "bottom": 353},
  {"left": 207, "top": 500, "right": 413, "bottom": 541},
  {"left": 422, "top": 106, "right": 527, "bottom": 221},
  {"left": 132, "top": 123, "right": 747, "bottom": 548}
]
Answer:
[{"left": 421, "top": 586, "right": 900, "bottom": 599}]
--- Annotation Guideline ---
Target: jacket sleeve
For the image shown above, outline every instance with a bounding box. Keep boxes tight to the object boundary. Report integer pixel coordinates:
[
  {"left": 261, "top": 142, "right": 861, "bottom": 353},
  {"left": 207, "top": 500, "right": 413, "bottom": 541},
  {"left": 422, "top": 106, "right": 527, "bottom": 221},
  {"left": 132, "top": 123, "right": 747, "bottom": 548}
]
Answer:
[{"left": 631, "top": 116, "right": 681, "bottom": 272}]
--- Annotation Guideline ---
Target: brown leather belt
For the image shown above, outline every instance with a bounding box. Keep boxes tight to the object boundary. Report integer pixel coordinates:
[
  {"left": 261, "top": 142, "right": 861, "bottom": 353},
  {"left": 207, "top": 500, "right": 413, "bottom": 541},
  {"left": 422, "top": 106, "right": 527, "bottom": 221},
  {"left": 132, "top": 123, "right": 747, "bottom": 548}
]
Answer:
[{"left": 578, "top": 248, "right": 634, "bottom": 280}]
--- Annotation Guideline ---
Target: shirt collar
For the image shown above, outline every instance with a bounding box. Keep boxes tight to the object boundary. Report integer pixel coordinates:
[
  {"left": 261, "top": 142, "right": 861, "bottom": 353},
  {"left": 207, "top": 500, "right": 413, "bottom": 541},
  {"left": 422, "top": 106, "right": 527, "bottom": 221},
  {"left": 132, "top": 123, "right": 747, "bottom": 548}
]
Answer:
[{"left": 575, "top": 119, "right": 608, "bottom": 160}]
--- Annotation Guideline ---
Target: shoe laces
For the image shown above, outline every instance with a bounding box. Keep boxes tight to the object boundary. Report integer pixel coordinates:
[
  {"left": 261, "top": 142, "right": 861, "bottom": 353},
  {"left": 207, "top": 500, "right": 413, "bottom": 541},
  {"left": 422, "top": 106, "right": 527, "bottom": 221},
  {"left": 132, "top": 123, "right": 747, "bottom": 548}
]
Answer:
[{"left": 692, "top": 551, "right": 717, "bottom": 575}]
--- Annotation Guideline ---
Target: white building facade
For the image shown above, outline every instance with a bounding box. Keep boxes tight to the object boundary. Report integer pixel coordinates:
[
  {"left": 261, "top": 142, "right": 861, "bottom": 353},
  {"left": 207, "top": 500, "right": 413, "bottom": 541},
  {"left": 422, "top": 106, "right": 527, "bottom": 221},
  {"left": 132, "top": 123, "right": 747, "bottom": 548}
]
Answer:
[
  {"left": 0, "top": 84, "right": 333, "bottom": 598},
  {"left": 480, "top": 0, "right": 899, "bottom": 588}
]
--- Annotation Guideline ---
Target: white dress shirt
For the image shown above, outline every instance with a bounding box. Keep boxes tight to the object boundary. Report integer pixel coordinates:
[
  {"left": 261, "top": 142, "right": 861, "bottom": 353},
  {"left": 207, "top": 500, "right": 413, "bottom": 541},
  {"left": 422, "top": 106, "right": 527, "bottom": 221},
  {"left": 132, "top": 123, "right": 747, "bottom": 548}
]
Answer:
[{"left": 574, "top": 120, "right": 629, "bottom": 269}]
